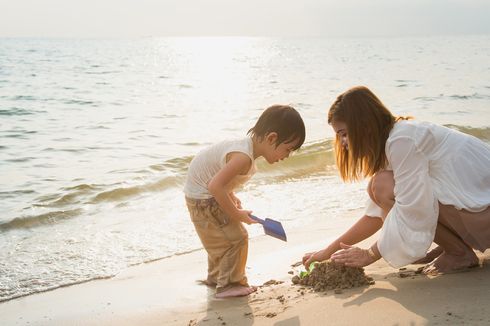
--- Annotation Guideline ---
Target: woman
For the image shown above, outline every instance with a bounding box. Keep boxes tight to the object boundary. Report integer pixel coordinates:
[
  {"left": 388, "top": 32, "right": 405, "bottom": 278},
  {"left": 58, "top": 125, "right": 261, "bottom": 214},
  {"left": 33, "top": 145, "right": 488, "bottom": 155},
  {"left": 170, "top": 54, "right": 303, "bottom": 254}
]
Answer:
[{"left": 303, "top": 86, "right": 490, "bottom": 274}]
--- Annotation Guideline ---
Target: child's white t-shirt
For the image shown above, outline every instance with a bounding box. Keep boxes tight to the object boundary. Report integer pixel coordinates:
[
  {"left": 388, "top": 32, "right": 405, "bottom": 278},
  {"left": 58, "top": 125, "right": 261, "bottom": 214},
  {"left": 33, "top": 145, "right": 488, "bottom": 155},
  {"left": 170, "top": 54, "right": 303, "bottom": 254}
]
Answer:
[{"left": 184, "top": 137, "right": 256, "bottom": 199}]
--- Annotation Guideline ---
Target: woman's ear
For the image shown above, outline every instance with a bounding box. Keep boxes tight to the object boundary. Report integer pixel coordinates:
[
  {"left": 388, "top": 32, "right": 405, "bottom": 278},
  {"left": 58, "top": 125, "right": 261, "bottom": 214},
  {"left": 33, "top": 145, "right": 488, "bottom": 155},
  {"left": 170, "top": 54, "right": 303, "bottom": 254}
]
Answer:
[{"left": 265, "top": 132, "right": 278, "bottom": 145}]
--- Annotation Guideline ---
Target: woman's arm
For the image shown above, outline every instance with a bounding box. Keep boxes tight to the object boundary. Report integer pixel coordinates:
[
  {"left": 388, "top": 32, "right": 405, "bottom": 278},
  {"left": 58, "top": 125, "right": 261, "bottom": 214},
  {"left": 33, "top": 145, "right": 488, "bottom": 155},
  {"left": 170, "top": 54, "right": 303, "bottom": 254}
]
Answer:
[
  {"left": 329, "top": 135, "right": 439, "bottom": 268},
  {"left": 375, "top": 136, "right": 438, "bottom": 267},
  {"left": 303, "top": 215, "right": 383, "bottom": 267},
  {"left": 330, "top": 241, "right": 382, "bottom": 267}
]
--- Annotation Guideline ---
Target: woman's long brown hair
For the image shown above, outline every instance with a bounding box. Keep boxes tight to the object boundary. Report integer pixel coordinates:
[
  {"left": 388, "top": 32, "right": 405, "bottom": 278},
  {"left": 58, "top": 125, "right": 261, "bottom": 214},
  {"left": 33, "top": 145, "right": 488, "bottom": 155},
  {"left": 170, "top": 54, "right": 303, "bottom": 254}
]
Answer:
[{"left": 328, "top": 86, "right": 410, "bottom": 182}]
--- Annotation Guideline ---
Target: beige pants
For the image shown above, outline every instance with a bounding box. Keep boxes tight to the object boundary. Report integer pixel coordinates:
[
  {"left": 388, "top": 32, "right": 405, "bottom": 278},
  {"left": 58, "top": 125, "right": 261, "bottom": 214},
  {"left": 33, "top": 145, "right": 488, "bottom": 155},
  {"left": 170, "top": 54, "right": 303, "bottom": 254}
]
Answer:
[{"left": 185, "top": 197, "right": 249, "bottom": 292}]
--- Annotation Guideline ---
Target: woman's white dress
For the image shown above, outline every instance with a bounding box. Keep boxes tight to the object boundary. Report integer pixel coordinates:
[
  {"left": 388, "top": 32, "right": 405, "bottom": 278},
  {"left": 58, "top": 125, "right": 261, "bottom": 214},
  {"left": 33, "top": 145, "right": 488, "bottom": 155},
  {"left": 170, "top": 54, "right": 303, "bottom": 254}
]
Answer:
[{"left": 365, "top": 120, "right": 490, "bottom": 267}]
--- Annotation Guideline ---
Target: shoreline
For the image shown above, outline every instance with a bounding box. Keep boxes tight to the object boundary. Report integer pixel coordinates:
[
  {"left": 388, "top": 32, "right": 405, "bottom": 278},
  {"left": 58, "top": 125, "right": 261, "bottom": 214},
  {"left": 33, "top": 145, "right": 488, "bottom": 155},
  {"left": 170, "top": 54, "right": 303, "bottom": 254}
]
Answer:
[{"left": 1, "top": 208, "right": 490, "bottom": 325}]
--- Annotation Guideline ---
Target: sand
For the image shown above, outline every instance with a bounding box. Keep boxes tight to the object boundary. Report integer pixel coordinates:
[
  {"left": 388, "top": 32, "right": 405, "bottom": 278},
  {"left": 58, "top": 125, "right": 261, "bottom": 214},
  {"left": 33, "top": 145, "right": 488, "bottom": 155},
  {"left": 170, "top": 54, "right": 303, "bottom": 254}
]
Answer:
[
  {"left": 1, "top": 209, "right": 490, "bottom": 326},
  {"left": 291, "top": 261, "right": 374, "bottom": 292}
]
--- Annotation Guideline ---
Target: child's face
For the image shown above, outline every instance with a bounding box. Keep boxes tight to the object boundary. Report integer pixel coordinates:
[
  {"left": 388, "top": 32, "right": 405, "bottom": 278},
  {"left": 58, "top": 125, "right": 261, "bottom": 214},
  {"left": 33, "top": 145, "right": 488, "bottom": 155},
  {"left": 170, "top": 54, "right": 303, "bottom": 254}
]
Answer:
[
  {"left": 263, "top": 133, "right": 299, "bottom": 164},
  {"left": 331, "top": 120, "right": 349, "bottom": 150}
]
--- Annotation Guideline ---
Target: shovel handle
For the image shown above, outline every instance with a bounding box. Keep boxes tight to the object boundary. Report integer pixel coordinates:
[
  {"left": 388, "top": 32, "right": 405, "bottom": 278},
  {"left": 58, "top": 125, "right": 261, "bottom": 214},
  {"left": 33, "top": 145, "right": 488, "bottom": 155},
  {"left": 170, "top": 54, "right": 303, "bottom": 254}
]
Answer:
[{"left": 250, "top": 214, "right": 265, "bottom": 224}]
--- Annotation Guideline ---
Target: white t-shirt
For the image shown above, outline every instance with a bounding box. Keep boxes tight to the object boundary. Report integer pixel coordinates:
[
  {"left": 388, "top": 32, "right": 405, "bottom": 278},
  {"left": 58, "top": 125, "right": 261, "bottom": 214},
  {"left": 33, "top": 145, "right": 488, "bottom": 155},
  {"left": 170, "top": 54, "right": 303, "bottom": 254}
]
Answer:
[
  {"left": 365, "top": 120, "right": 490, "bottom": 267},
  {"left": 184, "top": 137, "right": 256, "bottom": 199}
]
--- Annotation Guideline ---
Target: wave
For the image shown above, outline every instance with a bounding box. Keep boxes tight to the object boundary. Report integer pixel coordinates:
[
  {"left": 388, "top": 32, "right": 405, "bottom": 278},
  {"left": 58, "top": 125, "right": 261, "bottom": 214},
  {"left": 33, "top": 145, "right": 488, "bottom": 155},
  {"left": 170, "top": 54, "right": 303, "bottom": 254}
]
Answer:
[
  {"left": 252, "top": 139, "right": 336, "bottom": 183},
  {"left": 90, "top": 175, "right": 183, "bottom": 203},
  {"left": 33, "top": 183, "right": 101, "bottom": 207},
  {"left": 29, "top": 174, "right": 185, "bottom": 209},
  {"left": 150, "top": 155, "right": 193, "bottom": 174},
  {"left": 0, "top": 189, "right": 36, "bottom": 199},
  {"left": 0, "top": 107, "right": 34, "bottom": 116},
  {"left": 0, "top": 274, "right": 114, "bottom": 304},
  {"left": 63, "top": 99, "right": 100, "bottom": 106},
  {"left": 0, "top": 208, "right": 83, "bottom": 231},
  {"left": 414, "top": 93, "right": 490, "bottom": 102},
  {"left": 445, "top": 124, "right": 490, "bottom": 141},
  {"left": 0, "top": 248, "right": 204, "bottom": 303}
]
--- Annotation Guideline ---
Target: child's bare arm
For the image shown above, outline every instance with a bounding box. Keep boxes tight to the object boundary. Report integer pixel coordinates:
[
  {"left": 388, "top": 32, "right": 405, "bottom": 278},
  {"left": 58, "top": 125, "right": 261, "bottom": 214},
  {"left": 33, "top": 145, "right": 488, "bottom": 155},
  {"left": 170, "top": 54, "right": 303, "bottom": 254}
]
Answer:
[
  {"left": 303, "top": 215, "right": 382, "bottom": 266},
  {"left": 208, "top": 153, "right": 256, "bottom": 224},
  {"left": 229, "top": 192, "right": 242, "bottom": 209}
]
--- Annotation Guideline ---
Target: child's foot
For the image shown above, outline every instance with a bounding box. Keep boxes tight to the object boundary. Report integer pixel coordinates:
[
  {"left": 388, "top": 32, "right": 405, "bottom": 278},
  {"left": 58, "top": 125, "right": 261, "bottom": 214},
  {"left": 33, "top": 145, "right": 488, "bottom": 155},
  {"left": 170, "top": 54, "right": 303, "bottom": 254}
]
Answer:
[
  {"left": 413, "top": 246, "right": 444, "bottom": 264},
  {"left": 422, "top": 250, "right": 479, "bottom": 275},
  {"left": 215, "top": 285, "right": 257, "bottom": 298}
]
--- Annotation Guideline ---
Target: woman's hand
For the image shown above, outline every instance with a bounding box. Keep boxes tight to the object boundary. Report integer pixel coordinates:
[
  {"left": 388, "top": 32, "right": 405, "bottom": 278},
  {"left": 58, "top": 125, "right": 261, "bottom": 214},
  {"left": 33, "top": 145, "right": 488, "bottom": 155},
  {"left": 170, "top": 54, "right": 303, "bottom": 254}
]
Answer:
[
  {"left": 302, "top": 252, "right": 316, "bottom": 267},
  {"left": 330, "top": 242, "right": 375, "bottom": 267}
]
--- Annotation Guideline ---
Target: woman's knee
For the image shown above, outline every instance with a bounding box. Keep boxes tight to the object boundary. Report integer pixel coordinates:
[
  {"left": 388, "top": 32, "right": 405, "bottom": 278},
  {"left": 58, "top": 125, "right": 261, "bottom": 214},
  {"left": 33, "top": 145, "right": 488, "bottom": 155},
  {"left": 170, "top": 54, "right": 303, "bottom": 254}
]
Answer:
[
  {"left": 367, "top": 177, "right": 375, "bottom": 202},
  {"left": 371, "top": 171, "right": 395, "bottom": 205}
]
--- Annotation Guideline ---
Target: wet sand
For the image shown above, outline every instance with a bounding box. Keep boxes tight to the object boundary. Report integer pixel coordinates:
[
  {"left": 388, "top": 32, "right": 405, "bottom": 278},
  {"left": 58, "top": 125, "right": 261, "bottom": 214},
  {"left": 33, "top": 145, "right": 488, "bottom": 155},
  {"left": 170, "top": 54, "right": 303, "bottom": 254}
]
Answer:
[{"left": 1, "top": 209, "right": 489, "bottom": 326}]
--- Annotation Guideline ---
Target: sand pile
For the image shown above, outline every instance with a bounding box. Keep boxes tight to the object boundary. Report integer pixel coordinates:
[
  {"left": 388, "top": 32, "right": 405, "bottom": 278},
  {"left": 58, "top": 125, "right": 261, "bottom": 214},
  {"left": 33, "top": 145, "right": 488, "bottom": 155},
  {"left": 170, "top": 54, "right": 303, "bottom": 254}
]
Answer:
[{"left": 291, "top": 261, "right": 374, "bottom": 292}]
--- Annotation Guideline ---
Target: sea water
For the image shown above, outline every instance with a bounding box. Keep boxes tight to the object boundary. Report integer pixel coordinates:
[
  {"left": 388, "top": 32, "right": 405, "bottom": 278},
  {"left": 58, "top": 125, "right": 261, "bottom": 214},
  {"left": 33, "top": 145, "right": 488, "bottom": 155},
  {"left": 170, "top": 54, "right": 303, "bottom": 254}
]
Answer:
[{"left": 1, "top": 36, "right": 489, "bottom": 302}]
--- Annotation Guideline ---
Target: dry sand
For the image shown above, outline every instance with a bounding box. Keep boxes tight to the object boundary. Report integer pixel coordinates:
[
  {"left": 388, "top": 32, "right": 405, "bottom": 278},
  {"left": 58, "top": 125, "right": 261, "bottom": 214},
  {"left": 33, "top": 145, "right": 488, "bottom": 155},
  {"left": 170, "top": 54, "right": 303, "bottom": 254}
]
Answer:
[{"left": 1, "top": 209, "right": 490, "bottom": 326}]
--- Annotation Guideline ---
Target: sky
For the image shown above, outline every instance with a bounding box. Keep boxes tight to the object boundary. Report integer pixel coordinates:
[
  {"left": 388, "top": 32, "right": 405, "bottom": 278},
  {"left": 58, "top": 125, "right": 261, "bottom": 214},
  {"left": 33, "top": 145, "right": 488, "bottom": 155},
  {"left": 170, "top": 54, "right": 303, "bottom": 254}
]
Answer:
[{"left": 1, "top": 0, "right": 490, "bottom": 38}]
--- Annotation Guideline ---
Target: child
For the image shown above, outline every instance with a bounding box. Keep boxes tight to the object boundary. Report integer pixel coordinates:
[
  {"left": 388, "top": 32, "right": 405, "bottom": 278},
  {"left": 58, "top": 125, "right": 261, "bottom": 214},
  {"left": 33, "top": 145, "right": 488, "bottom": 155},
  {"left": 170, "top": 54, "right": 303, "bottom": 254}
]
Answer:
[{"left": 184, "top": 105, "right": 306, "bottom": 298}]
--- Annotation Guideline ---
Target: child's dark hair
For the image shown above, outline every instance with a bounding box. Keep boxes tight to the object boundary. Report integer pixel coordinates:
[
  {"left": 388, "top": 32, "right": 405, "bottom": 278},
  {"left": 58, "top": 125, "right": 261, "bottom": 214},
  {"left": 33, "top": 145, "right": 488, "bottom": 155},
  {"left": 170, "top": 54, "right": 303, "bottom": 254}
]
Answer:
[{"left": 247, "top": 105, "right": 305, "bottom": 150}]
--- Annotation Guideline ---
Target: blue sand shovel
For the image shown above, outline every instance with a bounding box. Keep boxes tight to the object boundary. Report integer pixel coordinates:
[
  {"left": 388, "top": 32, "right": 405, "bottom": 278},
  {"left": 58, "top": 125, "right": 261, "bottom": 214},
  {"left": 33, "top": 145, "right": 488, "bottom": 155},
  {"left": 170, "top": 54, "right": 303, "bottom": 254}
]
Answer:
[{"left": 250, "top": 215, "right": 287, "bottom": 242}]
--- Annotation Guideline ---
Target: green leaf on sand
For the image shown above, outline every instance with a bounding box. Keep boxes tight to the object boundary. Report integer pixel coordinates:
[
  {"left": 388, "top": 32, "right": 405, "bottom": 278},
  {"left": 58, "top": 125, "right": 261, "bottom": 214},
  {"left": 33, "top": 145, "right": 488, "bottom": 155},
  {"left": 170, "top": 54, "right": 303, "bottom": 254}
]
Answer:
[{"left": 299, "top": 261, "right": 319, "bottom": 279}]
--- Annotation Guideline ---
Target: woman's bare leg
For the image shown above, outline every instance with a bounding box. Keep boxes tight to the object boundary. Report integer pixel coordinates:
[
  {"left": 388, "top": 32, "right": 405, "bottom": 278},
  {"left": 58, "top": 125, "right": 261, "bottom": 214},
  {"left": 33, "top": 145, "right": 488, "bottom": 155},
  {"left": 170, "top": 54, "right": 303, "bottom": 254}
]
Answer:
[
  {"left": 371, "top": 172, "right": 445, "bottom": 264},
  {"left": 371, "top": 171, "right": 480, "bottom": 272},
  {"left": 423, "top": 222, "right": 479, "bottom": 274},
  {"left": 412, "top": 246, "right": 444, "bottom": 264},
  {"left": 422, "top": 206, "right": 480, "bottom": 274}
]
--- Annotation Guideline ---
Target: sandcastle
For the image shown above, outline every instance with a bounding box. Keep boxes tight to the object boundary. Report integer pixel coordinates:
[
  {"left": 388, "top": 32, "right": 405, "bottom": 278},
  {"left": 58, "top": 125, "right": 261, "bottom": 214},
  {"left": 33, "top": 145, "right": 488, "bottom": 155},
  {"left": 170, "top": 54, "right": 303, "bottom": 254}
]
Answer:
[{"left": 291, "top": 260, "right": 374, "bottom": 292}]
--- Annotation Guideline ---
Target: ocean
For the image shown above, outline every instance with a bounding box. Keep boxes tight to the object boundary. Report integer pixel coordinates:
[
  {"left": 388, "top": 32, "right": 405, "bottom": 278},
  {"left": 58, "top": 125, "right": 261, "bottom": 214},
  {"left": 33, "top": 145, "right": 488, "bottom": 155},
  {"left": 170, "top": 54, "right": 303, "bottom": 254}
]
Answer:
[{"left": 1, "top": 35, "right": 489, "bottom": 302}]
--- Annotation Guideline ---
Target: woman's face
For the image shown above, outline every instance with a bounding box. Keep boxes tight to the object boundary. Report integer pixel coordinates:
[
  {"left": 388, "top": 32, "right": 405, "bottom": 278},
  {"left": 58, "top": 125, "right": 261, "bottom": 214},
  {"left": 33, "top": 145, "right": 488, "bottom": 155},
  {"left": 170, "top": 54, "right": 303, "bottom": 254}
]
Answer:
[{"left": 331, "top": 120, "right": 349, "bottom": 150}]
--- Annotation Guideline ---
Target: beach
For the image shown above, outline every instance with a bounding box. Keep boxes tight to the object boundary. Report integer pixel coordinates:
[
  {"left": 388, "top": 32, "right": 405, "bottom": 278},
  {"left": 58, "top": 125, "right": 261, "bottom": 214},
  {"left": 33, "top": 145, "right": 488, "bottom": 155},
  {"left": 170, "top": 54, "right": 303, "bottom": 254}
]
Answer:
[
  {"left": 1, "top": 35, "right": 490, "bottom": 325},
  {"left": 3, "top": 1, "right": 490, "bottom": 323},
  {"left": 2, "top": 36, "right": 490, "bottom": 304},
  {"left": 2, "top": 208, "right": 489, "bottom": 326}
]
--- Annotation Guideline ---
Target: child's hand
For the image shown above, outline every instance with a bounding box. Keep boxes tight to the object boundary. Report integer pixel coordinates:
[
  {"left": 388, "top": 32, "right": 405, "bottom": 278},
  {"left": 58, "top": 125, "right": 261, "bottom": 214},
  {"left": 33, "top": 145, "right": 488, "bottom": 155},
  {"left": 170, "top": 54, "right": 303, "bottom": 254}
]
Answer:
[{"left": 235, "top": 210, "right": 257, "bottom": 225}]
